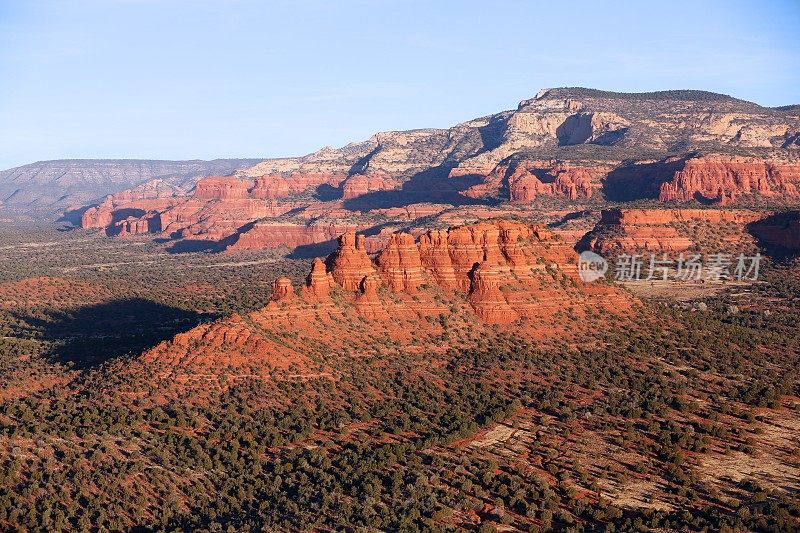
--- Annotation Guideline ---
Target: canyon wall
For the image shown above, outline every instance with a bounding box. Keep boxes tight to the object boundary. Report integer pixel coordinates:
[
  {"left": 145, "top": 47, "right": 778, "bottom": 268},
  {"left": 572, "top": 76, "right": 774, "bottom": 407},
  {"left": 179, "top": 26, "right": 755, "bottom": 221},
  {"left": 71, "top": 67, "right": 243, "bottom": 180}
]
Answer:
[{"left": 659, "top": 155, "right": 800, "bottom": 204}]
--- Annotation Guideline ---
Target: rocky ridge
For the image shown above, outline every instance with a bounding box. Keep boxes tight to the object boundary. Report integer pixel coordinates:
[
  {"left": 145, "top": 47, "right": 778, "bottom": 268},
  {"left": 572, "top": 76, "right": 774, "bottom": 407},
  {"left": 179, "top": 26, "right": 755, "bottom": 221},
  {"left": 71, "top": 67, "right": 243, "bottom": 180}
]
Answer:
[
  {"left": 240, "top": 219, "right": 623, "bottom": 325},
  {"left": 136, "top": 219, "right": 631, "bottom": 383},
  {"left": 75, "top": 88, "right": 800, "bottom": 251}
]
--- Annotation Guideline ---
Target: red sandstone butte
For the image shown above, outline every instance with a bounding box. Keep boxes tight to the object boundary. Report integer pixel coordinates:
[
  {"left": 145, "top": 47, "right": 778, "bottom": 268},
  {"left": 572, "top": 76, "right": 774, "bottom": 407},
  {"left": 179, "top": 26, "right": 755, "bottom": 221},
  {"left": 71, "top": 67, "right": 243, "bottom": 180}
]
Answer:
[
  {"left": 341, "top": 173, "right": 402, "bottom": 200},
  {"left": 193, "top": 176, "right": 251, "bottom": 200},
  {"left": 659, "top": 155, "right": 800, "bottom": 204},
  {"left": 132, "top": 219, "right": 635, "bottom": 385},
  {"left": 81, "top": 196, "right": 114, "bottom": 229},
  {"left": 591, "top": 208, "right": 764, "bottom": 253},
  {"left": 251, "top": 172, "right": 346, "bottom": 199},
  {"left": 328, "top": 232, "right": 377, "bottom": 291},
  {"left": 272, "top": 220, "right": 629, "bottom": 324},
  {"left": 376, "top": 233, "right": 425, "bottom": 292},
  {"left": 271, "top": 277, "right": 295, "bottom": 303}
]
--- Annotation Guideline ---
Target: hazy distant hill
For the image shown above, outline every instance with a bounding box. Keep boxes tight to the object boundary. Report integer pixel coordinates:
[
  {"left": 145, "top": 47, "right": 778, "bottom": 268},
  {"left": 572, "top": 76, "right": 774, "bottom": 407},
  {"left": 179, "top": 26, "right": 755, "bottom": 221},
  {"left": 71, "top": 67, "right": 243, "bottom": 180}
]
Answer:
[{"left": 0, "top": 158, "right": 263, "bottom": 216}]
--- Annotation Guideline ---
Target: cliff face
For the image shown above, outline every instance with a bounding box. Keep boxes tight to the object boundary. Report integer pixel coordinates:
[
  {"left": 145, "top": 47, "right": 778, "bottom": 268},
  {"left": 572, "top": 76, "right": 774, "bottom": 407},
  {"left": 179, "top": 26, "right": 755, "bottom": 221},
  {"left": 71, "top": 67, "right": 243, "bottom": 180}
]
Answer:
[
  {"left": 341, "top": 173, "right": 402, "bottom": 200},
  {"left": 81, "top": 197, "right": 115, "bottom": 229},
  {"left": 376, "top": 233, "right": 425, "bottom": 292},
  {"left": 303, "top": 258, "right": 334, "bottom": 299},
  {"left": 658, "top": 155, "right": 800, "bottom": 204},
  {"left": 251, "top": 173, "right": 346, "bottom": 199},
  {"left": 237, "top": 88, "right": 800, "bottom": 185},
  {"left": 193, "top": 177, "right": 251, "bottom": 200},
  {"left": 499, "top": 160, "right": 610, "bottom": 202}
]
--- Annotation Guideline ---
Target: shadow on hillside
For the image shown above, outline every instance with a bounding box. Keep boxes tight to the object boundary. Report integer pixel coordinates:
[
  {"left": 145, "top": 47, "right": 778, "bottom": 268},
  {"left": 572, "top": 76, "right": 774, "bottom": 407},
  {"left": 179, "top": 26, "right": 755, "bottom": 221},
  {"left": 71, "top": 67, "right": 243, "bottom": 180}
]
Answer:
[
  {"left": 602, "top": 157, "right": 687, "bottom": 201},
  {"left": 313, "top": 184, "right": 342, "bottom": 201},
  {"left": 58, "top": 205, "right": 92, "bottom": 226},
  {"left": 287, "top": 240, "right": 339, "bottom": 259},
  {"left": 548, "top": 210, "right": 592, "bottom": 228},
  {"left": 342, "top": 165, "right": 498, "bottom": 211},
  {"left": 17, "top": 299, "right": 214, "bottom": 369},
  {"left": 167, "top": 239, "right": 228, "bottom": 253},
  {"left": 166, "top": 221, "right": 257, "bottom": 254},
  {"left": 746, "top": 211, "right": 800, "bottom": 261}
]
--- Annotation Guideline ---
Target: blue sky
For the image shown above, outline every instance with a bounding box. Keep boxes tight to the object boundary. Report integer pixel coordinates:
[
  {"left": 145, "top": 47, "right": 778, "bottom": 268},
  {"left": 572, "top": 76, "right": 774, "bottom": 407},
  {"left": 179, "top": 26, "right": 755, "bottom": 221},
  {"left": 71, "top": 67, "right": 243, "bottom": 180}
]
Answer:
[{"left": 1, "top": 0, "right": 798, "bottom": 169}]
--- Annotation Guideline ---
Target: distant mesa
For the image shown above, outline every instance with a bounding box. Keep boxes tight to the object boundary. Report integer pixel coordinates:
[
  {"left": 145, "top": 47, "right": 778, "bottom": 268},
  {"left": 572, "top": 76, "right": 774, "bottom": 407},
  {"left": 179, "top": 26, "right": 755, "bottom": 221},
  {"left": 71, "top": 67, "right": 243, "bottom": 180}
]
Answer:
[{"left": 0, "top": 159, "right": 263, "bottom": 217}]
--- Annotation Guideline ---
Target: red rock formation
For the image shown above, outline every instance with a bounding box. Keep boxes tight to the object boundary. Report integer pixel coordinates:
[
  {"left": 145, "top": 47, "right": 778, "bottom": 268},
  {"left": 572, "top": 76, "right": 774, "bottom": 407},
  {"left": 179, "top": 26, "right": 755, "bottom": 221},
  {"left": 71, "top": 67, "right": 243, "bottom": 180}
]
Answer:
[
  {"left": 228, "top": 221, "right": 359, "bottom": 251},
  {"left": 81, "top": 194, "right": 176, "bottom": 236},
  {"left": 461, "top": 159, "right": 609, "bottom": 202},
  {"left": 591, "top": 208, "right": 763, "bottom": 253},
  {"left": 112, "top": 214, "right": 161, "bottom": 237},
  {"left": 468, "top": 262, "right": 519, "bottom": 324},
  {"left": 250, "top": 175, "right": 290, "bottom": 199},
  {"left": 271, "top": 277, "right": 295, "bottom": 302},
  {"left": 193, "top": 177, "right": 251, "bottom": 200},
  {"left": 303, "top": 258, "right": 334, "bottom": 299},
  {"left": 251, "top": 173, "right": 346, "bottom": 199},
  {"left": 507, "top": 161, "right": 605, "bottom": 202},
  {"left": 81, "top": 196, "right": 114, "bottom": 229},
  {"left": 659, "top": 155, "right": 800, "bottom": 203},
  {"left": 328, "top": 232, "right": 377, "bottom": 291},
  {"left": 124, "top": 219, "right": 635, "bottom": 393},
  {"left": 417, "top": 230, "right": 459, "bottom": 289},
  {"left": 451, "top": 166, "right": 498, "bottom": 199},
  {"left": 341, "top": 173, "right": 402, "bottom": 199},
  {"left": 601, "top": 208, "right": 762, "bottom": 226},
  {"left": 446, "top": 224, "right": 502, "bottom": 289},
  {"left": 354, "top": 274, "right": 389, "bottom": 320},
  {"left": 376, "top": 233, "right": 425, "bottom": 292},
  {"left": 416, "top": 221, "right": 546, "bottom": 291}
]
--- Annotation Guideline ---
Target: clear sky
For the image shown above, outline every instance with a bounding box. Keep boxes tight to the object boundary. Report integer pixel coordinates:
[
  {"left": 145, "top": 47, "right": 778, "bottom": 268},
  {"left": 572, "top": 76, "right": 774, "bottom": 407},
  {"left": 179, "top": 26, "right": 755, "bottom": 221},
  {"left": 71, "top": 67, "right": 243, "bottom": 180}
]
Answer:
[{"left": 1, "top": 0, "right": 798, "bottom": 170}]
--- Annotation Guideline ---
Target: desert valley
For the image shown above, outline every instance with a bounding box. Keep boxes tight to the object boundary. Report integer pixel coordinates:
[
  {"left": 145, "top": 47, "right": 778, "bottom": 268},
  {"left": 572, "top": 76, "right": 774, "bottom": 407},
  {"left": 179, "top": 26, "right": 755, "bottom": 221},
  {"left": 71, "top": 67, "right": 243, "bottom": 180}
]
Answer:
[{"left": 0, "top": 85, "right": 798, "bottom": 531}]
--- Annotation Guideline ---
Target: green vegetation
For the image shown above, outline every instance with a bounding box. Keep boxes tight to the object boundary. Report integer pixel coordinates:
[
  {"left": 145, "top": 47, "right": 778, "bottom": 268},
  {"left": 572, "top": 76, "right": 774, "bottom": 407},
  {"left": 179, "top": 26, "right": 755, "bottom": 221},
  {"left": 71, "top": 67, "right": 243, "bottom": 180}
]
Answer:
[{"left": 0, "top": 226, "right": 798, "bottom": 531}]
